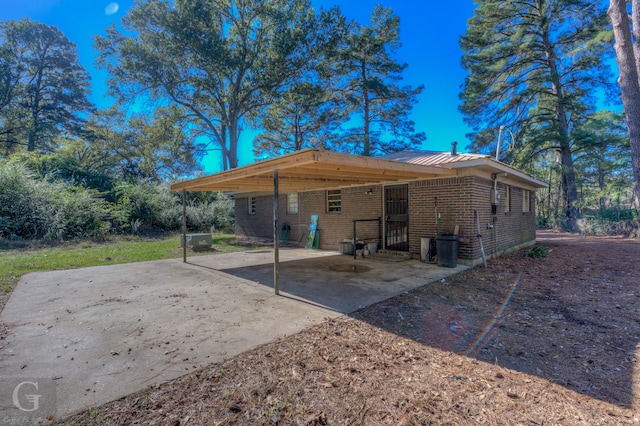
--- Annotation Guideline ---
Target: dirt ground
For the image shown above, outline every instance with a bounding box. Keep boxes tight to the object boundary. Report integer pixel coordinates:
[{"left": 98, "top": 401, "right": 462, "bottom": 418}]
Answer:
[{"left": 56, "top": 231, "right": 639, "bottom": 425}]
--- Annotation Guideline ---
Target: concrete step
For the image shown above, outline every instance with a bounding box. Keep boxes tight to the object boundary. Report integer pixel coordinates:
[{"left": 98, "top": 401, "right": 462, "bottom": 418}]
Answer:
[{"left": 369, "top": 250, "right": 412, "bottom": 262}]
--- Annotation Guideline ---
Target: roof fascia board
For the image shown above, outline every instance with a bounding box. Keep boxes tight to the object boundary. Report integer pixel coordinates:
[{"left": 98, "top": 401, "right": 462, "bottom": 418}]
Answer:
[{"left": 445, "top": 158, "right": 548, "bottom": 188}]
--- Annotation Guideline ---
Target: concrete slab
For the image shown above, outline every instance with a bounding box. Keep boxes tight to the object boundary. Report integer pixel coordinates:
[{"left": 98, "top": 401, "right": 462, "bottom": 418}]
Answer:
[
  {"left": 0, "top": 248, "right": 467, "bottom": 420},
  {"left": 190, "top": 249, "right": 469, "bottom": 313}
]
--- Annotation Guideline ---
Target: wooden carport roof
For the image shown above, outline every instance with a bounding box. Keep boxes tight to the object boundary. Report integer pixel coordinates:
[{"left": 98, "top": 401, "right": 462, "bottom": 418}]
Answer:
[
  {"left": 171, "top": 149, "right": 456, "bottom": 297},
  {"left": 170, "top": 149, "right": 456, "bottom": 193}
]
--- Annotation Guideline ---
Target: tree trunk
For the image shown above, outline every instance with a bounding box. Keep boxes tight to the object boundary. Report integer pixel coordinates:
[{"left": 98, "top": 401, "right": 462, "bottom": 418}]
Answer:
[
  {"left": 541, "top": 27, "right": 580, "bottom": 232},
  {"left": 228, "top": 118, "right": 239, "bottom": 170},
  {"left": 218, "top": 124, "right": 229, "bottom": 171},
  {"left": 609, "top": 0, "right": 640, "bottom": 208},
  {"left": 361, "top": 61, "right": 371, "bottom": 157}
]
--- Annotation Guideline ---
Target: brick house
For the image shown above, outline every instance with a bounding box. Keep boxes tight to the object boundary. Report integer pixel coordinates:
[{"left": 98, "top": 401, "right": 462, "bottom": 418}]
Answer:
[
  {"left": 173, "top": 148, "right": 547, "bottom": 267},
  {"left": 233, "top": 150, "right": 546, "bottom": 266}
]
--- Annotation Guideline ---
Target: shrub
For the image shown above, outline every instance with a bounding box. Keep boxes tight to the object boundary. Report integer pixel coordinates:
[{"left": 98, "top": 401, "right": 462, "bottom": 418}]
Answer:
[
  {"left": 0, "top": 162, "right": 112, "bottom": 241},
  {"left": 0, "top": 161, "right": 235, "bottom": 241},
  {"left": 0, "top": 162, "right": 56, "bottom": 240},
  {"left": 50, "top": 188, "right": 112, "bottom": 240},
  {"left": 524, "top": 245, "right": 550, "bottom": 258},
  {"left": 112, "top": 182, "right": 234, "bottom": 235}
]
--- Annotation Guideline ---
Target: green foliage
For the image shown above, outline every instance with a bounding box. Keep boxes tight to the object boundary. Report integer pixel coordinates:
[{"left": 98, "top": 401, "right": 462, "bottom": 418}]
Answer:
[
  {"left": 534, "top": 111, "right": 635, "bottom": 232},
  {"left": 460, "top": 0, "right": 613, "bottom": 232},
  {"left": 0, "top": 18, "right": 93, "bottom": 153},
  {"left": 577, "top": 217, "right": 639, "bottom": 237},
  {"left": 112, "top": 182, "right": 233, "bottom": 235},
  {"left": 0, "top": 162, "right": 57, "bottom": 240},
  {"left": 95, "top": 0, "right": 322, "bottom": 170},
  {"left": 0, "top": 161, "right": 112, "bottom": 241},
  {"left": 524, "top": 245, "right": 550, "bottom": 258},
  {"left": 9, "top": 151, "right": 115, "bottom": 193},
  {"left": 331, "top": 5, "right": 425, "bottom": 156},
  {"left": 254, "top": 82, "right": 345, "bottom": 158},
  {"left": 0, "top": 161, "right": 234, "bottom": 241}
]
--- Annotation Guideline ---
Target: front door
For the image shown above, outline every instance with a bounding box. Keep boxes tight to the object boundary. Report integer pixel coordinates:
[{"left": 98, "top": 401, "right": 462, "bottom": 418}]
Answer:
[{"left": 385, "top": 184, "right": 409, "bottom": 251}]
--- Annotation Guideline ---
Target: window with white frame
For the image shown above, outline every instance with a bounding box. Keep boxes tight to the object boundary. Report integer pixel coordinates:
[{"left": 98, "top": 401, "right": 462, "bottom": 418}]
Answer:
[
  {"left": 248, "top": 196, "right": 257, "bottom": 214},
  {"left": 327, "top": 190, "right": 341, "bottom": 213},
  {"left": 522, "top": 190, "right": 531, "bottom": 213},
  {"left": 287, "top": 193, "right": 299, "bottom": 214},
  {"left": 505, "top": 185, "right": 511, "bottom": 213}
]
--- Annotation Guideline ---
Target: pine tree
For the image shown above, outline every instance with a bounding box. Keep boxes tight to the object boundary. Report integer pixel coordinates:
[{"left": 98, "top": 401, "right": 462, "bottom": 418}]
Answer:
[
  {"left": 460, "top": 0, "right": 612, "bottom": 232},
  {"left": 0, "top": 19, "right": 93, "bottom": 154},
  {"left": 608, "top": 0, "right": 640, "bottom": 208},
  {"left": 333, "top": 5, "right": 424, "bottom": 157}
]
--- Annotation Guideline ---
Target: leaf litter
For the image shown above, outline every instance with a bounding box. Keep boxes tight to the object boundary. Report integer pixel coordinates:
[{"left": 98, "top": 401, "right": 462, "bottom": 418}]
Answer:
[{"left": 56, "top": 232, "right": 640, "bottom": 424}]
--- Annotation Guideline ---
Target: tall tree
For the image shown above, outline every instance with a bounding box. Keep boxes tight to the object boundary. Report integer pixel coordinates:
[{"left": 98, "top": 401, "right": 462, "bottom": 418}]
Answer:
[
  {"left": 573, "top": 111, "right": 632, "bottom": 216},
  {"left": 332, "top": 4, "right": 425, "bottom": 157},
  {"left": 460, "top": 0, "right": 612, "bottom": 232},
  {"left": 75, "top": 107, "right": 203, "bottom": 182},
  {"left": 0, "top": 39, "right": 19, "bottom": 153},
  {"left": 253, "top": 82, "right": 343, "bottom": 158},
  {"left": 608, "top": 0, "right": 640, "bottom": 207},
  {"left": 0, "top": 19, "right": 93, "bottom": 153},
  {"left": 253, "top": 7, "right": 348, "bottom": 158},
  {"left": 95, "top": 0, "right": 321, "bottom": 170}
]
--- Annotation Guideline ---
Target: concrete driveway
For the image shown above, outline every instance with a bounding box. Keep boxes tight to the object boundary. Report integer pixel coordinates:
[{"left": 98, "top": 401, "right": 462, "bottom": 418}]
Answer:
[{"left": 0, "top": 248, "right": 467, "bottom": 420}]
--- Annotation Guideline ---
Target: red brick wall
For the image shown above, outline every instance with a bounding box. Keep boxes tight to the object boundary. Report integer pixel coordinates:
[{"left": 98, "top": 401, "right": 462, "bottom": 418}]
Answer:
[
  {"left": 234, "top": 176, "right": 537, "bottom": 264},
  {"left": 235, "top": 187, "right": 383, "bottom": 249},
  {"left": 409, "top": 176, "right": 536, "bottom": 264}
]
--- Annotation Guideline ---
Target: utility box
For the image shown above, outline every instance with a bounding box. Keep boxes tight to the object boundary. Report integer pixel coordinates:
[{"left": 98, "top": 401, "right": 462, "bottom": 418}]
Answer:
[
  {"left": 436, "top": 235, "right": 459, "bottom": 267},
  {"left": 180, "top": 233, "right": 212, "bottom": 250}
]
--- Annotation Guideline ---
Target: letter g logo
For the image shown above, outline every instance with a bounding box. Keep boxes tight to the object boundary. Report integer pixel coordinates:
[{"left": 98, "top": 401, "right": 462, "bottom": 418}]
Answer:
[{"left": 12, "top": 381, "right": 41, "bottom": 412}]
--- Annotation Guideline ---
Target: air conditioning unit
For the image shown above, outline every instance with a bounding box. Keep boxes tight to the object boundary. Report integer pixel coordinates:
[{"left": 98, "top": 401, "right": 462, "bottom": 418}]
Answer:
[{"left": 180, "top": 233, "right": 212, "bottom": 250}]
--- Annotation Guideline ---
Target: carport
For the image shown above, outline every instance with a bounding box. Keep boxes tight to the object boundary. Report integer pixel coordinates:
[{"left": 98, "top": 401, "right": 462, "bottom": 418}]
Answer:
[{"left": 170, "top": 149, "right": 456, "bottom": 294}]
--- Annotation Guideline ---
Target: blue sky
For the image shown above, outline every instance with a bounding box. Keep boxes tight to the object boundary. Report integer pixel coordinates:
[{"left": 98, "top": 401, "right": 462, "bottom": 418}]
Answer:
[{"left": 2, "top": 0, "right": 477, "bottom": 173}]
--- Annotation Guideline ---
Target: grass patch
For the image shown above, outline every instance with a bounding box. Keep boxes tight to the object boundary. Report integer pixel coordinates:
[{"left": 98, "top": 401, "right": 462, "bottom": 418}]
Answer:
[
  {"left": 0, "top": 233, "right": 248, "bottom": 293},
  {"left": 523, "top": 245, "right": 550, "bottom": 258}
]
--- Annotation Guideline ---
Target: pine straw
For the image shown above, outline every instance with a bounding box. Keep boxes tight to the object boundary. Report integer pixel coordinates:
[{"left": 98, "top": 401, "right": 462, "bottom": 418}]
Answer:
[
  {"left": 58, "top": 319, "right": 635, "bottom": 425},
  {"left": 59, "top": 233, "right": 639, "bottom": 425}
]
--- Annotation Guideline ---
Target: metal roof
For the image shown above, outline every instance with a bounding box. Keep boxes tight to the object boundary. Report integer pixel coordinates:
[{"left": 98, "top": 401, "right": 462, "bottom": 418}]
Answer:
[
  {"left": 381, "top": 150, "right": 548, "bottom": 189},
  {"left": 380, "top": 150, "right": 490, "bottom": 166}
]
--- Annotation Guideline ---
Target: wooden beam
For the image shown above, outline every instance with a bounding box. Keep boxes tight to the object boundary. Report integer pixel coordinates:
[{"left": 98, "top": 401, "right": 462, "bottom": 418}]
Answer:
[
  {"left": 171, "top": 150, "right": 320, "bottom": 191},
  {"left": 182, "top": 189, "right": 187, "bottom": 263},
  {"left": 170, "top": 149, "right": 456, "bottom": 192},
  {"left": 273, "top": 169, "right": 280, "bottom": 296}
]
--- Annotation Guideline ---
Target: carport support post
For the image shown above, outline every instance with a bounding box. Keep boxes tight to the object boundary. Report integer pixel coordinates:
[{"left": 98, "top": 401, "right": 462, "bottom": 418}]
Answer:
[
  {"left": 182, "top": 189, "right": 187, "bottom": 263},
  {"left": 273, "top": 169, "right": 280, "bottom": 295}
]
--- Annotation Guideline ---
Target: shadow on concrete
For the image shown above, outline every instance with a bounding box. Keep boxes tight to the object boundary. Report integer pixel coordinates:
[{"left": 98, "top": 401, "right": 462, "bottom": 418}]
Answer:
[{"left": 187, "top": 250, "right": 469, "bottom": 314}]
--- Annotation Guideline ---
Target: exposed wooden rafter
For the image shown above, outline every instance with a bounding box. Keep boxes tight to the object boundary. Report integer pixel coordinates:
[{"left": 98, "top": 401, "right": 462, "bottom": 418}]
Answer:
[{"left": 171, "top": 149, "right": 456, "bottom": 193}]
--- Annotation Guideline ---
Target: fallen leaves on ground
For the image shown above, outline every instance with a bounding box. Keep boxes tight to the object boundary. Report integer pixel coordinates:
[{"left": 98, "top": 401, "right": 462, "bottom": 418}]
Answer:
[{"left": 60, "top": 232, "right": 640, "bottom": 425}]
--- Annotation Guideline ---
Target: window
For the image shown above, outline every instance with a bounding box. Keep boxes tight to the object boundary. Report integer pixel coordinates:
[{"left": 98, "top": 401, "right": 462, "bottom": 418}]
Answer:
[
  {"left": 248, "top": 196, "right": 256, "bottom": 214},
  {"left": 287, "top": 193, "right": 299, "bottom": 214},
  {"left": 505, "top": 185, "right": 511, "bottom": 213},
  {"left": 327, "top": 190, "right": 341, "bottom": 213},
  {"left": 522, "top": 190, "right": 531, "bottom": 213}
]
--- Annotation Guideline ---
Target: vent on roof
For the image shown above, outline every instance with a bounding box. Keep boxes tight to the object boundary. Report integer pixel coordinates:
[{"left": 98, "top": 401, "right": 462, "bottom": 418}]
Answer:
[{"left": 451, "top": 141, "right": 458, "bottom": 156}]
